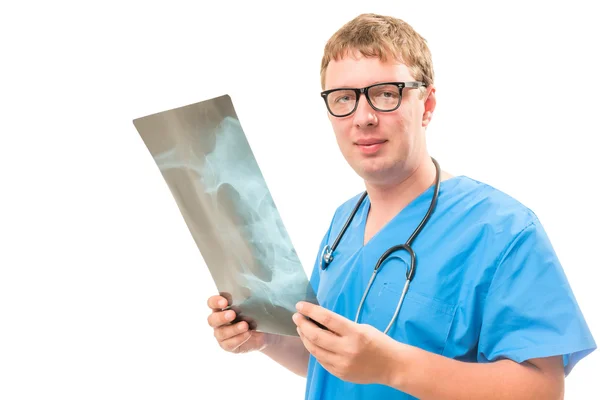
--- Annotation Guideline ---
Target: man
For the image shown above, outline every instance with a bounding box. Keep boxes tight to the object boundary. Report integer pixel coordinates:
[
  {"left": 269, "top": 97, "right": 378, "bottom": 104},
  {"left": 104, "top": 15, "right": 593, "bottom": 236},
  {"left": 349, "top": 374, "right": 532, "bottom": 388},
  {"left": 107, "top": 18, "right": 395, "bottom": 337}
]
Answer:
[{"left": 206, "top": 13, "right": 596, "bottom": 399}]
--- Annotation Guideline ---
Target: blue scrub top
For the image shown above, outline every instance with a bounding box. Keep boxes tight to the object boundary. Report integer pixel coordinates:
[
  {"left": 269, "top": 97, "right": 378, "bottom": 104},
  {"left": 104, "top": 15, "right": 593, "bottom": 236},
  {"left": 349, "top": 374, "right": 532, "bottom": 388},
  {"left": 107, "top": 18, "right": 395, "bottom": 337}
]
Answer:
[{"left": 305, "top": 175, "right": 596, "bottom": 400}]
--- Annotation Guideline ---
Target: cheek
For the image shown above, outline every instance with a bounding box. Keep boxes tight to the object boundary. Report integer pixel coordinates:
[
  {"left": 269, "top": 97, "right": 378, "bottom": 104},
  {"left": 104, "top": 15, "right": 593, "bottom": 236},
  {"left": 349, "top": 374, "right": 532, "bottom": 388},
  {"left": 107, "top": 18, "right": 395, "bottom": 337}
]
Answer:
[
  {"left": 401, "top": 99, "right": 423, "bottom": 125},
  {"left": 378, "top": 113, "right": 407, "bottom": 137},
  {"left": 385, "top": 109, "right": 413, "bottom": 135},
  {"left": 331, "top": 120, "right": 353, "bottom": 143}
]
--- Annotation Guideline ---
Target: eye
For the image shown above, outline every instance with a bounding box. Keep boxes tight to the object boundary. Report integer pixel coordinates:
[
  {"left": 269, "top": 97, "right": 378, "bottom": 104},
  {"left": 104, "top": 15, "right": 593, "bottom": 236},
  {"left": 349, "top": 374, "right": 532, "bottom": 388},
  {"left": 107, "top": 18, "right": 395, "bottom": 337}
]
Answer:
[
  {"left": 373, "top": 90, "right": 399, "bottom": 99},
  {"left": 335, "top": 95, "right": 351, "bottom": 103},
  {"left": 370, "top": 85, "right": 400, "bottom": 100}
]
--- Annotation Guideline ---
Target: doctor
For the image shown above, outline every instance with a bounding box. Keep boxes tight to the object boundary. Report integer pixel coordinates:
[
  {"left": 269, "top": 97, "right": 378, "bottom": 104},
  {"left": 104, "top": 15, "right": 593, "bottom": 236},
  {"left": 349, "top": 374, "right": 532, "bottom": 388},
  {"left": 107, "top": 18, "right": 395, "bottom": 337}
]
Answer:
[{"left": 206, "top": 13, "right": 596, "bottom": 399}]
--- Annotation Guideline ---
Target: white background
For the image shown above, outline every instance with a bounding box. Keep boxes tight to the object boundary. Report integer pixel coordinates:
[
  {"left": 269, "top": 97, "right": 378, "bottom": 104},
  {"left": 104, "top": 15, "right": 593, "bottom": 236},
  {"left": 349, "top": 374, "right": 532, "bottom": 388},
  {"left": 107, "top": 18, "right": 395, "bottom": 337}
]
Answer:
[{"left": 1, "top": 0, "right": 598, "bottom": 398}]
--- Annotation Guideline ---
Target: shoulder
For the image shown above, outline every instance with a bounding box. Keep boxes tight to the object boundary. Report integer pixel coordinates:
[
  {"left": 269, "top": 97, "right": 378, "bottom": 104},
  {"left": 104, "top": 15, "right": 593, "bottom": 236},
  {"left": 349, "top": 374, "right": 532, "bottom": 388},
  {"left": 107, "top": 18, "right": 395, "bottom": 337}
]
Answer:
[
  {"left": 430, "top": 175, "right": 554, "bottom": 270},
  {"left": 314, "top": 191, "right": 366, "bottom": 246},
  {"left": 448, "top": 175, "right": 540, "bottom": 233},
  {"left": 331, "top": 190, "right": 367, "bottom": 222},
  {"left": 335, "top": 190, "right": 367, "bottom": 214}
]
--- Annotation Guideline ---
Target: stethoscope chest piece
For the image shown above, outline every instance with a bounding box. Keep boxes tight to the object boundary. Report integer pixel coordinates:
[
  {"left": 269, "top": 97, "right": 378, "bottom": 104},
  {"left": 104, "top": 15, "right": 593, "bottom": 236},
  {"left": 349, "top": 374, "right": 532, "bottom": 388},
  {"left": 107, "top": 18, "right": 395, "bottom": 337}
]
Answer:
[{"left": 320, "top": 245, "right": 333, "bottom": 270}]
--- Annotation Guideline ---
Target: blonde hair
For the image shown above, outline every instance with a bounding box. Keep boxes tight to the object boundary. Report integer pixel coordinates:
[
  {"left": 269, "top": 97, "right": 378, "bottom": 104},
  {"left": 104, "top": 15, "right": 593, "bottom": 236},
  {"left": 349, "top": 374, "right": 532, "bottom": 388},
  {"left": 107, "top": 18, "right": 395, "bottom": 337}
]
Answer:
[{"left": 320, "top": 13, "right": 434, "bottom": 95}]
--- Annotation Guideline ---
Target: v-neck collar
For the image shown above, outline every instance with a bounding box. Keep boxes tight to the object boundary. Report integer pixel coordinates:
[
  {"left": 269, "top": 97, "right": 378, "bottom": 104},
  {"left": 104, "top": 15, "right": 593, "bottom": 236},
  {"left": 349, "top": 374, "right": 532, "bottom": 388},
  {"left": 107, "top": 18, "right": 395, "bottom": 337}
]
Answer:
[{"left": 359, "top": 175, "right": 464, "bottom": 248}]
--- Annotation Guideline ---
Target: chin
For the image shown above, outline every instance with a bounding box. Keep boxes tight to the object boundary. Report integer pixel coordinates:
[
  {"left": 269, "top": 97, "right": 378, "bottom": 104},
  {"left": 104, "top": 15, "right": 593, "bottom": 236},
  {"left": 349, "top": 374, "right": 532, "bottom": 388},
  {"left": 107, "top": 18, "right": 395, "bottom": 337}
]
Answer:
[
  {"left": 359, "top": 156, "right": 388, "bottom": 172},
  {"left": 354, "top": 163, "right": 390, "bottom": 182},
  {"left": 354, "top": 156, "right": 408, "bottom": 183}
]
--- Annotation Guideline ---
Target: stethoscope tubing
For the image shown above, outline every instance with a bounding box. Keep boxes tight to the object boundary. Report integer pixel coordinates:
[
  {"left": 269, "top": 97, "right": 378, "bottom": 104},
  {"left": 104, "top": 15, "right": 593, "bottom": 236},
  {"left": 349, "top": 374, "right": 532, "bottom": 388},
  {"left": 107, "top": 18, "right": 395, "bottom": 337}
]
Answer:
[{"left": 320, "top": 158, "right": 442, "bottom": 334}]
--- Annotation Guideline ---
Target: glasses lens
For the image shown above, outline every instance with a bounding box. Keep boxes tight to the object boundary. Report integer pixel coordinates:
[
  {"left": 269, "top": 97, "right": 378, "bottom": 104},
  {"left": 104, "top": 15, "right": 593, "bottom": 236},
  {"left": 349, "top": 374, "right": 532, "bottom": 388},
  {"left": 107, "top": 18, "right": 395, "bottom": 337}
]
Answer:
[
  {"left": 326, "top": 89, "right": 357, "bottom": 116},
  {"left": 368, "top": 84, "right": 401, "bottom": 111}
]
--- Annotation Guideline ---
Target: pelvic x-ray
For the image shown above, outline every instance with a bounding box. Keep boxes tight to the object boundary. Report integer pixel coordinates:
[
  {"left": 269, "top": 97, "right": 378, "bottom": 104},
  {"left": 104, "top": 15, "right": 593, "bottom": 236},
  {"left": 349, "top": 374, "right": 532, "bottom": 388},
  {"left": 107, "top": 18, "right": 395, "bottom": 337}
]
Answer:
[{"left": 132, "top": 94, "right": 319, "bottom": 336}]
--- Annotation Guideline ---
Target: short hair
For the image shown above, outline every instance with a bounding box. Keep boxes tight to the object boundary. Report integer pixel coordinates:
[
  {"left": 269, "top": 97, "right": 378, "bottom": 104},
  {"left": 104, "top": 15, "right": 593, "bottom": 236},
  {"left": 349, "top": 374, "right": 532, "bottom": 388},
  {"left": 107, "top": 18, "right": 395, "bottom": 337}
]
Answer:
[{"left": 320, "top": 13, "right": 434, "bottom": 95}]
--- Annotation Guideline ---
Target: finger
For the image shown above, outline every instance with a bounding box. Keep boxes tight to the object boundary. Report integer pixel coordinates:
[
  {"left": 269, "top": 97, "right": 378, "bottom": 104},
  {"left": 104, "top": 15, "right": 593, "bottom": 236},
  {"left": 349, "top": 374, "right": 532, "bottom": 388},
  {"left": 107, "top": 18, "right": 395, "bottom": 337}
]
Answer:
[
  {"left": 297, "top": 327, "right": 337, "bottom": 362},
  {"left": 220, "top": 330, "right": 253, "bottom": 352},
  {"left": 214, "top": 321, "right": 249, "bottom": 342},
  {"left": 207, "top": 295, "right": 229, "bottom": 310},
  {"left": 295, "top": 302, "right": 350, "bottom": 335},
  {"left": 318, "top": 359, "right": 339, "bottom": 377},
  {"left": 293, "top": 313, "right": 343, "bottom": 353},
  {"left": 298, "top": 330, "right": 345, "bottom": 380},
  {"left": 220, "top": 292, "right": 233, "bottom": 307},
  {"left": 207, "top": 309, "right": 236, "bottom": 328}
]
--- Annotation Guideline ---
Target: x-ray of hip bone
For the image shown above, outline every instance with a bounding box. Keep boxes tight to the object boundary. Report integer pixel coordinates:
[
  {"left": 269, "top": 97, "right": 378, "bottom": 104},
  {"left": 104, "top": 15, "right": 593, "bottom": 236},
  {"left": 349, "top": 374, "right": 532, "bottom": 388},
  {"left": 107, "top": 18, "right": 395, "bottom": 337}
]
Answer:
[{"left": 132, "top": 94, "right": 319, "bottom": 336}]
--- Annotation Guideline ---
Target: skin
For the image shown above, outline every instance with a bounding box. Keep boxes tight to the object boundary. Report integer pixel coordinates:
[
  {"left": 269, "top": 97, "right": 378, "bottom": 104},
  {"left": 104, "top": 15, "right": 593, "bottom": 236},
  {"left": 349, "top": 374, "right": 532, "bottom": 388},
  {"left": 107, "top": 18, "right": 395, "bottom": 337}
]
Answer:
[
  {"left": 206, "top": 295, "right": 309, "bottom": 377},
  {"left": 293, "top": 301, "right": 564, "bottom": 399},
  {"left": 206, "top": 50, "right": 565, "bottom": 399},
  {"left": 322, "top": 51, "right": 448, "bottom": 244}
]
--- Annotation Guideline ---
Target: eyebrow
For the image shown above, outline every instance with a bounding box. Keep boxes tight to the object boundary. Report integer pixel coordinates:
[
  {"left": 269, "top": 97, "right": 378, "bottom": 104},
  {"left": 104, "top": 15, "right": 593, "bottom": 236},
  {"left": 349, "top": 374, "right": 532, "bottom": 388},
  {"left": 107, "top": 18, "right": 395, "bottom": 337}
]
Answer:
[
  {"left": 332, "top": 78, "right": 414, "bottom": 88},
  {"left": 326, "top": 80, "right": 407, "bottom": 90}
]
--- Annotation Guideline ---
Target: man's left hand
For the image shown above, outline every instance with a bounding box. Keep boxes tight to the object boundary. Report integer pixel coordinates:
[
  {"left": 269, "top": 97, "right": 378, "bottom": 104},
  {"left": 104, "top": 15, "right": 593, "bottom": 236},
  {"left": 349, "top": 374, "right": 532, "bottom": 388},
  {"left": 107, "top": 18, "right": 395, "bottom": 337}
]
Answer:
[{"left": 292, "top": 301, "right": 406, "bottom": 385}]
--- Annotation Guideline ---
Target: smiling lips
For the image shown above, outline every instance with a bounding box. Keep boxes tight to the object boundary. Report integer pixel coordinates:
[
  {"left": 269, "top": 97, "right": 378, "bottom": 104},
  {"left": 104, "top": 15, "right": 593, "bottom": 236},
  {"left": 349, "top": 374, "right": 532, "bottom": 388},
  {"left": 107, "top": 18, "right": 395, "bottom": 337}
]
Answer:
[{"left": 355, "top": 138, "right": 387, "bottom": 154}]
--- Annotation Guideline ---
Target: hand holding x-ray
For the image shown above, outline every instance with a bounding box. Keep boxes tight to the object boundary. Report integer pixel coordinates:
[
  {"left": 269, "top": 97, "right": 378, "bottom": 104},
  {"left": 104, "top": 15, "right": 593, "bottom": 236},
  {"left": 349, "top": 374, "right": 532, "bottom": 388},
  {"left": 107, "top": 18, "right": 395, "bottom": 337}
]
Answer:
[
  {"left": 206, "top": 294, "right": 275, "bottom": 354},
  {"left": 133, "top": 94, "right": 319, "bottom": 337}
]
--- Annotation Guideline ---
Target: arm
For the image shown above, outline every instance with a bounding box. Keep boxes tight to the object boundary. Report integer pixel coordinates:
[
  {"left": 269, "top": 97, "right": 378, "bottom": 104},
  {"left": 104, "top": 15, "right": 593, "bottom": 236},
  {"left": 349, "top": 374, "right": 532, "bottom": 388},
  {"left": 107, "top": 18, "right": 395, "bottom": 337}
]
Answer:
[
  {"left": 385, "top": 343, "right": 564, "bottom": 400},
  {"left": 207, "top": 295, "right": 309, "bottom": 378},
  {"left": 292, "top": 218, "right": 593, "bottom": 395},
  {"left": 260, "top": 334, "right": 310, "bottom": 377},
  {"left": 293, "top": 302, "right": 566, "bottom": 399}
]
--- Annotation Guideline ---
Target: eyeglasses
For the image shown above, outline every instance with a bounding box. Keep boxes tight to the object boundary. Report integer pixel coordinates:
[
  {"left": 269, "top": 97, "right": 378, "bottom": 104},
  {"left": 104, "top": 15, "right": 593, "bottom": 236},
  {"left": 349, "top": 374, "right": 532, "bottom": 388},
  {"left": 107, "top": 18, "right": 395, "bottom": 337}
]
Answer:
[{"left": 320, "top": 81, "right": 427, "bottom": 117}]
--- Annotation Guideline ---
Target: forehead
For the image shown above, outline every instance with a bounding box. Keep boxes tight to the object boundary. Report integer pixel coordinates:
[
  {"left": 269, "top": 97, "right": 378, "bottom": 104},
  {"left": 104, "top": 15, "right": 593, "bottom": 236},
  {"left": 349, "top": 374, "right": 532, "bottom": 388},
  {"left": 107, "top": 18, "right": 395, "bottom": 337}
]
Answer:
[{"left": 324, "top": 52, "right": 415, "bottom": 90}]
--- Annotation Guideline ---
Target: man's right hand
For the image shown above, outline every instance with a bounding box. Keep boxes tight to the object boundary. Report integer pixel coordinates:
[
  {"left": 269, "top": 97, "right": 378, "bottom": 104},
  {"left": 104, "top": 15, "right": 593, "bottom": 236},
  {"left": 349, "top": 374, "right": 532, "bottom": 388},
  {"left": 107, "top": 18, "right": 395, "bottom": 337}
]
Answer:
[{"left": 206, "top": 295, "right": 277, "bottom": 354}]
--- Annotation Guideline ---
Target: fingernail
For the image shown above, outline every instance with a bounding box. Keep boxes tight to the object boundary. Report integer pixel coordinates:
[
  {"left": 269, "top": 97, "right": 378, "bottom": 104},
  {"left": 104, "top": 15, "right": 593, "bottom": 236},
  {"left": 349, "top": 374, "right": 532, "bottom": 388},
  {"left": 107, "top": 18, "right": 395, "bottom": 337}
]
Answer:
[
  {"left": 296, "top": 302, "right": 303, "bottom": 311},
  {"left": 226, "top": 311, "right": 234, "bottom": 320},
  {"left": 219, "top": 299, "right": 227, "bottom": 308}
]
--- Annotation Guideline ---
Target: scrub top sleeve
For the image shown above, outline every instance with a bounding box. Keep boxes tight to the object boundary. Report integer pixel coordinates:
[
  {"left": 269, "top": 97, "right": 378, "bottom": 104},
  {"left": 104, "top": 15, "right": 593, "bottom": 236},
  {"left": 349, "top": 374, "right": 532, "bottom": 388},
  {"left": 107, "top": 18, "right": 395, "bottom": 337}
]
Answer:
[
  {"left": 478, "top": 218, "right": 596, "bottom": 375},
  {"left": 309, "top": 245, "right": 323, "bottom": 295},
  {"left": 309, "top": 207, "right": 340, "bottom": 294}
]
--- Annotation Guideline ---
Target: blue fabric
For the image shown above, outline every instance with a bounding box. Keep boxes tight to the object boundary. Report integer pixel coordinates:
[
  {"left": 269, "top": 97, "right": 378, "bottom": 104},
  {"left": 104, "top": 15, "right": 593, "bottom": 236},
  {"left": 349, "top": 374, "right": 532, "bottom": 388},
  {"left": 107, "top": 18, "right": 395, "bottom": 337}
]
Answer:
[{"left": 305, "top": 176, "right": 596, "bottom": 400}]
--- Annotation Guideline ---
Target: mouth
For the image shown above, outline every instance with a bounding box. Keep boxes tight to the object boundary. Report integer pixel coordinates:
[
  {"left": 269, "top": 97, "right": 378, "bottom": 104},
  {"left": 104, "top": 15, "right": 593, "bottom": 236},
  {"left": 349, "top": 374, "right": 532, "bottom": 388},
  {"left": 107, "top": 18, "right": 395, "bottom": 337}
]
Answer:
[
  {"left": 354, "top": 139, "right": 387, "bottom": 154},
  {"left": 355, "top": 139, "right": 387, "bottom": 146}
]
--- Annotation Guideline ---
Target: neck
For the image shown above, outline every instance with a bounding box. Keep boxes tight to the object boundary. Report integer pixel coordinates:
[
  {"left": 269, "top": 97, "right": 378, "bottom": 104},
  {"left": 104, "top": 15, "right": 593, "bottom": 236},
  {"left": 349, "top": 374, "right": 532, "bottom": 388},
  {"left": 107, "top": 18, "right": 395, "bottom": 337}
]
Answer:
[{"left": 364, "top": 155, "right": 438, "bottom": 221}]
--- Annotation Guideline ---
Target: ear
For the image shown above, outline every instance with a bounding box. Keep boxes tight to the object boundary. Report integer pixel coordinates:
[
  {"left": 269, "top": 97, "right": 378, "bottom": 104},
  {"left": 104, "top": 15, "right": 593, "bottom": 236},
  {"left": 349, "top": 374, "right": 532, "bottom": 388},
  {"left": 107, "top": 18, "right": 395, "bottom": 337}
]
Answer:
[{"left": 422, "top": 86, "right": 436, "bottom": 128}]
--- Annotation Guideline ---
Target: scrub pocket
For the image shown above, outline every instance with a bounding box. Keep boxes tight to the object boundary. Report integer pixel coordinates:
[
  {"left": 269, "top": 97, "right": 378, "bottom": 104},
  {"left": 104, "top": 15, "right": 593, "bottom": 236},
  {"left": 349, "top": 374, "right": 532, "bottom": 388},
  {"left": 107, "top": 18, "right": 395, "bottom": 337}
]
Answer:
[{"left": 371, "top": 283, "right": 457, "bottom": 356}]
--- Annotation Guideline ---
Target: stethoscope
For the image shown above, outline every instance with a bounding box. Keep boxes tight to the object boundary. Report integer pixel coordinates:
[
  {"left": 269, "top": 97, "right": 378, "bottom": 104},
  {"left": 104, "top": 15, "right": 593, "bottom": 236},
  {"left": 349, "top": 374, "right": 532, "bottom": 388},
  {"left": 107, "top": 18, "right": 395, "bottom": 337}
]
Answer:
[{"left": 319, "top": 157, "right": 441, "bottom": 334}]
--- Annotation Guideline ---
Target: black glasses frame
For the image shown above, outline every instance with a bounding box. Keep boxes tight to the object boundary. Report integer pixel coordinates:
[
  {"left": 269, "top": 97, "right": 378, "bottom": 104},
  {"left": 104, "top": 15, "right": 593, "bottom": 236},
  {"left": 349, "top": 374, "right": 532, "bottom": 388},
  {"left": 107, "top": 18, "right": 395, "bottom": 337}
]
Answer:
[{"left": 320, "top": 81, "right": 427, "bottom": 118}]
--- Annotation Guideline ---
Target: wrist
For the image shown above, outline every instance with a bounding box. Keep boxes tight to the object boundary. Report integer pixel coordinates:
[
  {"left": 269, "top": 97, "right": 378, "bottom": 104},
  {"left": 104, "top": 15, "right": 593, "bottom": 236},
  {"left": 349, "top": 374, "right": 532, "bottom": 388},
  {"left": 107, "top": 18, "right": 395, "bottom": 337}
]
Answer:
[
  {"left": 382, "top": 341, "right": 414, "bottom": 390},
  {"left": 259, "top": 332, "right": 282, "bottom": 354}
]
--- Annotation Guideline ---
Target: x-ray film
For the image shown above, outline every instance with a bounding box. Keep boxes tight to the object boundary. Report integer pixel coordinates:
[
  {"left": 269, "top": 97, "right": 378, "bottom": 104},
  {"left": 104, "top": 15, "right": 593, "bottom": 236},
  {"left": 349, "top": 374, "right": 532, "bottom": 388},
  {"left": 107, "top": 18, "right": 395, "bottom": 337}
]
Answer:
[{"left": 132, "top": 94, "right": 319, "bottom": 336}]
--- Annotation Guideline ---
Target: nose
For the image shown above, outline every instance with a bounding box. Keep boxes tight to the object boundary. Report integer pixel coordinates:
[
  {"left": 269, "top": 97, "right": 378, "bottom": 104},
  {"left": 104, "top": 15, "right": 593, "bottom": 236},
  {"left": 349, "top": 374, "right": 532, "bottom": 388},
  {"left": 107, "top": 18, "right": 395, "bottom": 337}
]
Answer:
[{"left": 353, "top": 94, "right": 378, "bottom": 129}]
